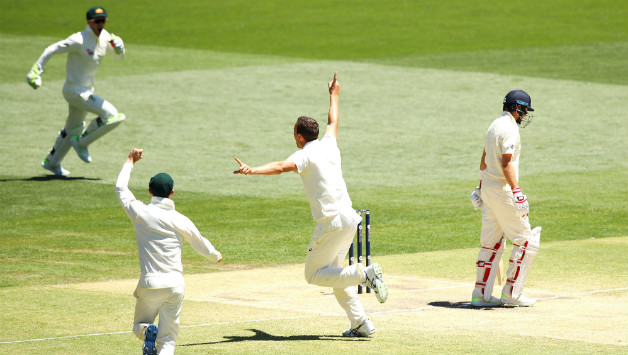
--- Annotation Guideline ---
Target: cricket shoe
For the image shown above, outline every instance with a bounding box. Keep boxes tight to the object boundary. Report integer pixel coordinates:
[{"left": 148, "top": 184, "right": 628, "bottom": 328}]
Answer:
[
  {"left": 471, "top": 296, "right": 503, "bottom": 307},
  {"left": 70, "top": 135, "right": 91, "bottom": 163},
  {"left": 363, "top": 263, "right": 388, "bottom": 303},
  {"left": 143, "top": 324, "right": 158, "bottom": 355},
  {"left": 342, "top": 319, "right": 376, "bottom": 337},
  {"left": 41, "top": 159, "right": 70, "bottom": 176},
  {"left": 501, "top": 293, "right": 536, "bottom": 307}
]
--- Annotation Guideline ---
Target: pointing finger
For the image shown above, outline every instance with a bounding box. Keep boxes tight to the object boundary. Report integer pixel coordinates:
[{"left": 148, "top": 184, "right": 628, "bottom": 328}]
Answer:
[{"left": 234, "top": 157, "right": 244, "bottom": 166}]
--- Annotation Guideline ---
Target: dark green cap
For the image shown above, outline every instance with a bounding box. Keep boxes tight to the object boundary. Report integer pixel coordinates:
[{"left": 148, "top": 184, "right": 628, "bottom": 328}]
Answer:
[
  {"left": 86, "top": 6, "right": 108, "bottom": 20},
  {"left": 149, "top": 173, "right": 174, "bottom": 198}
]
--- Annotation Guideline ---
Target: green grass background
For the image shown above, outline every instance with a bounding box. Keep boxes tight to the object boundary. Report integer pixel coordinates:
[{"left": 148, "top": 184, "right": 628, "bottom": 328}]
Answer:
[{"left": 0, "top": 0, "right": 627, "bottom": 353}]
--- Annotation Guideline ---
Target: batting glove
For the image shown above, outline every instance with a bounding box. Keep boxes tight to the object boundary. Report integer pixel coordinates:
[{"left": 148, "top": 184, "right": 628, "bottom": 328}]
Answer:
[
  {"left": 511, "top": 186, "right": 529, "bottom": 217},
  {"left": 26, "top": 63, "right": 43, "bottom": 89},
  {"left": 470, "top": 186, "right": 483, "bottom": 210},
  {"left": 110, "top": 34, "right": 125, "bottom": 55}
]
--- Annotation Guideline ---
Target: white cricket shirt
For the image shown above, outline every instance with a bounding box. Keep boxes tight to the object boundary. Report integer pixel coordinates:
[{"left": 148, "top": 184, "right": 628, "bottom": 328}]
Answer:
[
  {"left": 35, "top": 25, "right": 120, "bottom": 88},
  {"left": 287, "top": 134, "right": 358, "bottom": 223},
  {"left": 116, "top": 162, "right": 220, "bottom": 289},
  {"left": 481, "top": 111, "right": 521, "bottom": 189}
]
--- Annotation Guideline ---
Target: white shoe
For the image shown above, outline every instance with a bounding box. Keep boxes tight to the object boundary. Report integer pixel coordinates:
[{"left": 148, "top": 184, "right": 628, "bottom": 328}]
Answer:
[
  {"left": 41, "top": 159, "right": 70, "bottom": 176},
  {"left": 471, "top": 296, "right": 503, "bottom": 307},
  {"left": 342, "top": 319, "right": 375, "bottom": 337},
  {"left": 364, "top": 263, "right": 388, "bottom": 303},
  {"left": 70, "top": 135, "right": 91, "bottom": 163},
  {"left": 501, "top": 293, "right": 536, "bottom": 307}
]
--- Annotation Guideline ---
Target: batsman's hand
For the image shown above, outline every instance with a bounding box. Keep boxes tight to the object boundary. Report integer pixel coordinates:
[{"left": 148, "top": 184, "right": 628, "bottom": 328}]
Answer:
[
  {"left": 233, "top": 157, "right": 252, "bottom": 175},
  {"left": 511, "top": 186, "right": 529, "bottom": 217},
  {"left": 26, "top": 63, "right": 43, "bottom": 89},
  {"left": 110, "top": 34, "right": 125, "bottom": 55},
  {"left": 127, "top": 148, "right": 143, "bottom": 164},
  {"left": 470, "top": 186, "right": 483, "bottom": 210}
]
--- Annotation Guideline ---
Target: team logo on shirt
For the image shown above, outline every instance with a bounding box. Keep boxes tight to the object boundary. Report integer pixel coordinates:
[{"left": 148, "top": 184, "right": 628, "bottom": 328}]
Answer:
[{"left": 86, "top": 48, "right": 94, "bottom": 56}]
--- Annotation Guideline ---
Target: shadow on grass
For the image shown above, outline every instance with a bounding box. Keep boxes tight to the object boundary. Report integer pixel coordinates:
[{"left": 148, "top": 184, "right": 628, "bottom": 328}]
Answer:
[
  {"left": 0, "top": 175, "right": 101, "bottom": 182},
  {"left": 428, "top": 301, "right": 504, "bottom": 310},
  {"left": 180, "top": 328, "right": 366, "bottom": 346}
]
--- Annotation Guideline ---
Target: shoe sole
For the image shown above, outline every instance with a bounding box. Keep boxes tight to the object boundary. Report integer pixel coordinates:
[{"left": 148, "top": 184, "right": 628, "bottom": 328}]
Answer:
[
  {"left": 373, "top": 278, "right": 388, "bottom": 303},
  {"left": 471, "top": 298, "right": 503, "bottom": 307},
  {"left": 143, "top": 325, "right": 158, "bottom": 355}
]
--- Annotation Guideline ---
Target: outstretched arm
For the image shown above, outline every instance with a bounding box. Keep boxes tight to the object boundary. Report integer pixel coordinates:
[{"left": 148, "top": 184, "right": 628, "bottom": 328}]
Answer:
[
  {"left": 233, "top": 157, "right": 297, "bottom": 175},
  {"left": 324, "top": 72, "right": 340, "bottom": 138}
]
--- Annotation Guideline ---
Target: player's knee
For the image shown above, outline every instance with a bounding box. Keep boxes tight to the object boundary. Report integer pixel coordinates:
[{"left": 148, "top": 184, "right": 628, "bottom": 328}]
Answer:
[{"left": 304, "top": 269, "right": 315, "bottom": 284}]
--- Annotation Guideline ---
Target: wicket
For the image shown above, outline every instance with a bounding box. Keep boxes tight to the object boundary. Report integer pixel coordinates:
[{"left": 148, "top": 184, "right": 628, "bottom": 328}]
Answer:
[{"left": 349, "top": 209, "right": 371, "bottom": 294}]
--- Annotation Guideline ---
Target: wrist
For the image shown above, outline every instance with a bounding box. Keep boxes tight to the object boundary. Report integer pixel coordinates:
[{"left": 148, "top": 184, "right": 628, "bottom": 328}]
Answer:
[{"left": 512, "top": 186, "right": 521, "bottom": 193}]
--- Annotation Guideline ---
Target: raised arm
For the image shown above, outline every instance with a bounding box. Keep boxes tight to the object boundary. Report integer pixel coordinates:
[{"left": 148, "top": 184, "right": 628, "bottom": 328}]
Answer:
[{"left": 324, "top": 72, "right": 340, "bottom": 138}]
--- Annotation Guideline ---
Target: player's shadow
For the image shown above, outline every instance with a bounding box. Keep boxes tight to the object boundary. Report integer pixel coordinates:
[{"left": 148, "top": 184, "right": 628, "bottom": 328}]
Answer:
[
  {"left": 428, "top": 301, "right": 504, "bottom": 310},
  {"left": 180, "top": 328, "right": 366, "bottom": 346},
  {"left": 0, "top": 175, "right": 101, "bottom": 182}
]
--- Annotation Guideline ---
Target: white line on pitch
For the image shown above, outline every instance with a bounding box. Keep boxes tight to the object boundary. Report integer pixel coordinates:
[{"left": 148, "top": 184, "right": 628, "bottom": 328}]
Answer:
[{"left": 536, "top": 287, "right": 628, "bottom": 300}]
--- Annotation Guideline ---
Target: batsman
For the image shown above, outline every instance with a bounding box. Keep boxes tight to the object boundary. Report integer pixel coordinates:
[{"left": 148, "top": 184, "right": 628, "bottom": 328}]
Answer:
[
  {"left": 233, "top": 73, "right": 388, "bottom": 337},
  {"left": 27, "top": 6, "right": 127, "bottom": 176},
  {"left": 469, "top": 90, "right": 542, "bottom": 307}
]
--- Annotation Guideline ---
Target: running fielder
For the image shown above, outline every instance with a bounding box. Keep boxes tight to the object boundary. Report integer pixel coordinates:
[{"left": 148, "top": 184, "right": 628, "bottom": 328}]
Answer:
[
  {"left": 27, "top": 6, "right": 126, "bottom": 176},
  {"left": 233, "top": 73, "right": 388, "bottom": 337},
  {"left": 470, "top": 90, "right": 542, "bottom": 307}
]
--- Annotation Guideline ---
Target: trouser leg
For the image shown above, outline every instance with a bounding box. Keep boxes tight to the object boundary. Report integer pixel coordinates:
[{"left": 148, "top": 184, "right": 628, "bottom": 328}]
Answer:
[
  {"left": 472, "top": 203, "right": 505, "bottom": 302},
  {"left": 304, "top": 219, "right": 368, "bottom": 328},
  {"left": 62, "top": 84, "right": 123, "bottom": 148},
  {"left": 133, "top": 285, "right": 184, "bottom": 355}
]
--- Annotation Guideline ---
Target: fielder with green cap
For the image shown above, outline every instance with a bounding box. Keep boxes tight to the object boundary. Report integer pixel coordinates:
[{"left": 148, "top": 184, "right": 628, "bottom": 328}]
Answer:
[
  {"left": 116, "top": 148, "right": 223, "bottom": 355},
  {"left": 27, "top": 6, "right": 127, "bottom": 176}
]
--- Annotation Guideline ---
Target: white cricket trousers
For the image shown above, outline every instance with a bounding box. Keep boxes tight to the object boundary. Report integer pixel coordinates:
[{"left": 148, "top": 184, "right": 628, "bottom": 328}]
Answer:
[
  {"left": 304, "top": 214, "right": 368, "bottom": 328},
  {"left": 63, "top": 83, "right": 118, "bottom": 130},
  {"left": 480, "top": 186, "right": 532, "bottom": 246},
  {"left": 133, "top": 285, "right": 184, "bottom": 355}
]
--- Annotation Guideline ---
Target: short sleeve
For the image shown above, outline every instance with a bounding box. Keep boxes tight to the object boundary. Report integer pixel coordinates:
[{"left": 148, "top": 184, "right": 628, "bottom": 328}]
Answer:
[
  {"left": 287, "top": 149, "right": 309, "bottom": 174},
  {"left": 501, "top": 129, "right": 518, "bottom": 155}
]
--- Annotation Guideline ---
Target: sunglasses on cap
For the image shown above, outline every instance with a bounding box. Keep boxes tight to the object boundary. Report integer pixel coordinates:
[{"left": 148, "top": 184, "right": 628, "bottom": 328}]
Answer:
[{"left": 90, "top": 18, "right": 107, "bottom": 24}]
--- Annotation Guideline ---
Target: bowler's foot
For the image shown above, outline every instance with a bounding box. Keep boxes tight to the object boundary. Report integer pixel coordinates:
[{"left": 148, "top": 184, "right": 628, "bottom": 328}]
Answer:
[
  {"left": 342, "top": 319, "right": 375, "bottom": 337},
  {"left": 364, "top": 263, "right": 388, "bottom": 303}
]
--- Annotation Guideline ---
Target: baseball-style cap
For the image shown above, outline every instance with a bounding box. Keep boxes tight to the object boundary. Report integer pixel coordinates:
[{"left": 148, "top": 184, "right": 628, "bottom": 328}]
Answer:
[
  {"left": 504, "top": 90, "right": 534, "bottom": 111},
  {"left": 86, "top": 6, "right": 108, "bottom": 20},
  {"left": 149, "top": 173, "right": 174, "bottom": 198}
]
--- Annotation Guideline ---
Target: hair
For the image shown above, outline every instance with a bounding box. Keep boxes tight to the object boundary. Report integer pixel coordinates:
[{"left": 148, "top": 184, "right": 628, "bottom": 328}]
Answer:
[{"left": 295, "top": 116, "right": 319, "bottom": 142}]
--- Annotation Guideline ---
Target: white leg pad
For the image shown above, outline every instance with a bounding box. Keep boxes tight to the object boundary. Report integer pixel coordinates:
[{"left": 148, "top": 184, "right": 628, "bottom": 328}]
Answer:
[
  {"left": 77, "top": 113, "right": 125, "bottom": 147},
  {"left": 503, "top": 227, "right": 541, "bottom": 299},
  {"left": 472, "top": 237, "right": 505, "bottom": 302},
  {"left": 45, "top": 124, "right": 84, "bottom": 166}
]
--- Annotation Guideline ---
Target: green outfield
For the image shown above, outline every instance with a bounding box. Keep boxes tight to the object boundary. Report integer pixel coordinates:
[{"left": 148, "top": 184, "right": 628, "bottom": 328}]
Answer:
[{"left": 1, "top": 0, "right": 627, "bottom": 354}]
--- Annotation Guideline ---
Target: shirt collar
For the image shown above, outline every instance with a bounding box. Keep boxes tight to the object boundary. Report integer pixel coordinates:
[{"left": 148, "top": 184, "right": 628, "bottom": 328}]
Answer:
[
  {"left": 303, "top": 140, "right": 317, "bottom": 149},
  {"left": 150, "top": 196, "right": 175, "bottom": 210},
  {"left": 503, "top": 111, "right": 517, "bottom": 124},
  {"left": 85, "top": 24, "right": 99, "bottom": 39}
]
